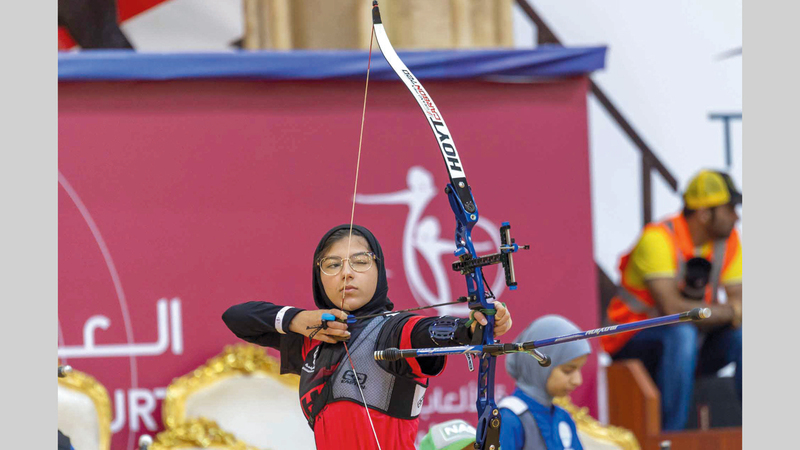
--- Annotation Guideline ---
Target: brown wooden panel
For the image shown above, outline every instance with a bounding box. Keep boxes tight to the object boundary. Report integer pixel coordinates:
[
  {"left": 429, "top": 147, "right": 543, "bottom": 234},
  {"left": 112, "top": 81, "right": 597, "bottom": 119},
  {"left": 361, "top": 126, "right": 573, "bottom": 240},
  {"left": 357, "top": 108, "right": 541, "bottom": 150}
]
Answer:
[
  {"left": 607, "top": 360, "right": 662, "bottom": 445},
  {"left": 608, "top": 360, "right": 742, "bottom": 450},
  {"left": 646, "top": 428, "right": 742, "bottom": 450}
]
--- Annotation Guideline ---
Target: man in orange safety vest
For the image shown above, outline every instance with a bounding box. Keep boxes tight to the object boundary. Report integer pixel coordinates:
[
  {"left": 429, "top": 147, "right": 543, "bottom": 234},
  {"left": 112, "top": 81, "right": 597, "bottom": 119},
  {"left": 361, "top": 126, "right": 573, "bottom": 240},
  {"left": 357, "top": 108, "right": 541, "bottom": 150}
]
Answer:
[{"left": 601, "top": 169, "right": 742, "bottom": 431}]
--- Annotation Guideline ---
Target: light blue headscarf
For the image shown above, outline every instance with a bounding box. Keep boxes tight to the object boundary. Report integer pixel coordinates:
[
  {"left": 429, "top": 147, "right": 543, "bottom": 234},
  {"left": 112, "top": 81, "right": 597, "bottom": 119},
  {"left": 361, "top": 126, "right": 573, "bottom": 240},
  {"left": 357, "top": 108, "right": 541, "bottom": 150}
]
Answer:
[{"left": 505, "top": 315, "right": 591, "bottom": 407}]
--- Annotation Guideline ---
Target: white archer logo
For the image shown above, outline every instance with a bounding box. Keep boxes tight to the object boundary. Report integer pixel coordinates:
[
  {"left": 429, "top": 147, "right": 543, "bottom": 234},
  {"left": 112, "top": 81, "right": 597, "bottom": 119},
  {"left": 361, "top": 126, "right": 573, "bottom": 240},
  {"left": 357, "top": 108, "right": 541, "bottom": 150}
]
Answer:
[{"left": 356, "top": 166, "right": 506, "bottom": 316}]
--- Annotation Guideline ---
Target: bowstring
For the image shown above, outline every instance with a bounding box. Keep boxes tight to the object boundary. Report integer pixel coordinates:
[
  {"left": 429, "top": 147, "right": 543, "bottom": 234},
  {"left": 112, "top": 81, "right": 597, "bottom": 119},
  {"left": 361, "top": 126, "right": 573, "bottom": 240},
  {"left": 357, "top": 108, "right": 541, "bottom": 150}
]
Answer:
[{"left": 342, "top": 22, "right": 383, "bottom": 450}]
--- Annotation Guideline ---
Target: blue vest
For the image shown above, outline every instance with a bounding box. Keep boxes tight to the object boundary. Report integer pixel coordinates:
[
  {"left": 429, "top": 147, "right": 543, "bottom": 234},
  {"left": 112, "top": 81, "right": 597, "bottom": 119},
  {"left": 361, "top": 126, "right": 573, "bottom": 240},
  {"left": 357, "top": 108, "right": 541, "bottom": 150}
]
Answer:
[{"left": 498, "top": 390, "right": 583, "bottom": 450}]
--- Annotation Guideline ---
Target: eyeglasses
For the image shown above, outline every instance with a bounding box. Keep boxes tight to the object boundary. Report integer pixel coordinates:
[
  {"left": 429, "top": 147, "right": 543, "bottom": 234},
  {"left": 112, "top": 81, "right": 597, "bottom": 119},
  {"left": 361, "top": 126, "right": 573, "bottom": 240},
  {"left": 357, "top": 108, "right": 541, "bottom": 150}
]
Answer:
[{"left": 317, "top": 252, "right": 377, "bottom": 276}]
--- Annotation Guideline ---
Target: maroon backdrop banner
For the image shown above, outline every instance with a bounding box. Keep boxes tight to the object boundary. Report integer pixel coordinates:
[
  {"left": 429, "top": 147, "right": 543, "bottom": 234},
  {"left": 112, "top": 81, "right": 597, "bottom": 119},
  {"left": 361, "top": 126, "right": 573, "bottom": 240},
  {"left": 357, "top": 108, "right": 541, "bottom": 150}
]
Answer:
[{"left": 58, "top": 77, "right": 599, "bottom": 449}]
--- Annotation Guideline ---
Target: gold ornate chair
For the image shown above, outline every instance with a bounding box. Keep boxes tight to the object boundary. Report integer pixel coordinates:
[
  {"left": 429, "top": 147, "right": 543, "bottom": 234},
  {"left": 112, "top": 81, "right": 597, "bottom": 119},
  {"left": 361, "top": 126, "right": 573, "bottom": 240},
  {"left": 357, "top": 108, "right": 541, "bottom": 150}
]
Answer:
[
  {"left": 553, "top": 396, "right": 640, "bottom": 450},
  {"left": 162, "top": 344, "right": 315, "bottom": 450},
  {"left": 147, "top": 418, "right": 261, "bottom": 450},
  {"left": 57, "top": 364, "right": 112, "bottom": 450}
]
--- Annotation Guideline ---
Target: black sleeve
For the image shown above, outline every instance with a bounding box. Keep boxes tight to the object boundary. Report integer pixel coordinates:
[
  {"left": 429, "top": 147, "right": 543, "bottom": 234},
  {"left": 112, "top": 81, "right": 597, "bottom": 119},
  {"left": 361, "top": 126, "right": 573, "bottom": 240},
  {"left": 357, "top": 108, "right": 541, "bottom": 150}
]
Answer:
[
  {"left": 221, "top": 301, "right": 305, "bottom": 350},
  {"left": 278, "top": 332, "right": 307, "bottom": 375}
]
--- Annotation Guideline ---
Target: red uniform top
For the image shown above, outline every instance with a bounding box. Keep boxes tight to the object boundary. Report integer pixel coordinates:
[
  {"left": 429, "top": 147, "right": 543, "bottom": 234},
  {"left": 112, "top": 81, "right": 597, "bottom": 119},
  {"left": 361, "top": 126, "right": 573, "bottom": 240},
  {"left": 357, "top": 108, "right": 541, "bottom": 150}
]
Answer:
[
  {"left": 305, "top": 315, "right": 446, "bottom": 450},
  {"left": 314, "top": 402, "right": 419, "bottom": 450}
]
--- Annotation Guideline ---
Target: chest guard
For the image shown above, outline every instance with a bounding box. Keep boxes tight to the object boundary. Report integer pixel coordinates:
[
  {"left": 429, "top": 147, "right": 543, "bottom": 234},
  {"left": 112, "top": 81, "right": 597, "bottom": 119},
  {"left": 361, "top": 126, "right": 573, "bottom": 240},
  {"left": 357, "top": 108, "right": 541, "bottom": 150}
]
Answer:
[
  {"left": 330, "top": 316, "right": 428, "bottom": 418},
  {"left": 298, "top": 315, "right": 428, "bottom": 428}
]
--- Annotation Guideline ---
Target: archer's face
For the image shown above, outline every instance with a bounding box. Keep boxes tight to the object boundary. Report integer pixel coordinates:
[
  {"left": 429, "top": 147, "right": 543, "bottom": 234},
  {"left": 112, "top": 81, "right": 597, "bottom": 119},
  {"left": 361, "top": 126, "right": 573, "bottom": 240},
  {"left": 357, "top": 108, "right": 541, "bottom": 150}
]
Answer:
[
  {"left": 545, "top": 354, "right": 588, "bottom": 398},
  {"left": 319, "top": 236, "right": 378, "bottom": 312}
]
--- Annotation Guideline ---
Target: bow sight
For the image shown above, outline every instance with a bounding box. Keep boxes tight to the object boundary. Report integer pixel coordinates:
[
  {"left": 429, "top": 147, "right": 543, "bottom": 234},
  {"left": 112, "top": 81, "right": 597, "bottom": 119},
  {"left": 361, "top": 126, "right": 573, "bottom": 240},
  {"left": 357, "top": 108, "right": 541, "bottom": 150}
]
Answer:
[{"left": 451, "top": 221, "right": 530, "bottom": 292}]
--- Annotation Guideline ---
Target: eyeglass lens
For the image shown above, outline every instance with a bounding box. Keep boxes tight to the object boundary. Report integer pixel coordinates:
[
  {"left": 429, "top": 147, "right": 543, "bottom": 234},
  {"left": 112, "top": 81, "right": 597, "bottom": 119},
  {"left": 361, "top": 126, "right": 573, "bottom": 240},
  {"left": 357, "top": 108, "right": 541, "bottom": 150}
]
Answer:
[{"left": 319, "top": 253, "right": 373, "bottom": 275}]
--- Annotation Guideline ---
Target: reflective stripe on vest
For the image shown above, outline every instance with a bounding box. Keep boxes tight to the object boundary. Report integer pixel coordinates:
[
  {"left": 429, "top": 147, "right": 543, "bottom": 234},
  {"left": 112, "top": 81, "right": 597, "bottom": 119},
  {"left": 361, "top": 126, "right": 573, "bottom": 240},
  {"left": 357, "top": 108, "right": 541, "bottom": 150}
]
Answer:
[
  {"left": 708, "top": 238, "right": 727, "bottom": 303},
  {"left": 614, "top": 286, "right": 658, "bottom": 315}
]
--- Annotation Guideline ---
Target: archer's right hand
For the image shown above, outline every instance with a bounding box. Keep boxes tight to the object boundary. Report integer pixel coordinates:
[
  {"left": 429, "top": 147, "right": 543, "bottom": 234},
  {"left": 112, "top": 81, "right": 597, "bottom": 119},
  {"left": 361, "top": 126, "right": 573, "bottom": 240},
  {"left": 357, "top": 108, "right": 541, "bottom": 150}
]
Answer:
[{"left": 288, "top": 309, "right": 351, "bottom": 344}]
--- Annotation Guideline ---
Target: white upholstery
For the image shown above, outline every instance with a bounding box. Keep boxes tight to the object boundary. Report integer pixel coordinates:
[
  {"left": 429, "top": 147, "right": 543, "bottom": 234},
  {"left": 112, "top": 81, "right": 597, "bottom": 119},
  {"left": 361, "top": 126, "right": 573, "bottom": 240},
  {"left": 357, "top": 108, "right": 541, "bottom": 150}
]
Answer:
[
  {"left": 58, "top": 384, "right": 102, "bottom": 450},
  {"left": 183, "top": 373, "right": 315, "bottom": 450}
]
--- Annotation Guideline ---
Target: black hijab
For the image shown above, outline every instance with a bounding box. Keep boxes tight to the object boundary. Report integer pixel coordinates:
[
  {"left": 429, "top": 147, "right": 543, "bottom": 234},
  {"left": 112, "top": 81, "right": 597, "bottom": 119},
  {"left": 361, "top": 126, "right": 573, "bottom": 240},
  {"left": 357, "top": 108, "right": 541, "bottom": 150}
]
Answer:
[
  {"left": 290, "top": 225, "right": 397, "bottom": 425},
  {"left": 281, "top": 225, "right": 395, "bottom": 377},
  {"left": 312, "top": 224, "right": 394, "bottom": 320}
]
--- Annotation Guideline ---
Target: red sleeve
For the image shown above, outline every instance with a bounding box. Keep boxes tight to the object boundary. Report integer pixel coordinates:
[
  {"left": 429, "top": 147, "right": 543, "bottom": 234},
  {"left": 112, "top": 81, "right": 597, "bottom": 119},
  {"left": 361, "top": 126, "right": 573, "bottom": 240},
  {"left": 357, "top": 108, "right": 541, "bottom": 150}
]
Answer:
[
  {"left": 400, "top": 316, "right": 447, "bottom": 378},
  {"left": 302, "top": 336, "right": 321, "bottom": 356}
]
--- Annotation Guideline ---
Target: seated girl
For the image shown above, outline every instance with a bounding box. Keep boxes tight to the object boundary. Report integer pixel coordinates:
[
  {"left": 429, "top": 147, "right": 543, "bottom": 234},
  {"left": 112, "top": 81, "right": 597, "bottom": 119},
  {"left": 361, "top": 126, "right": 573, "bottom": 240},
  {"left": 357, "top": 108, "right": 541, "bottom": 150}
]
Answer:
[{"left": 498, "top": 315, "right": 590, "bottom": 450}]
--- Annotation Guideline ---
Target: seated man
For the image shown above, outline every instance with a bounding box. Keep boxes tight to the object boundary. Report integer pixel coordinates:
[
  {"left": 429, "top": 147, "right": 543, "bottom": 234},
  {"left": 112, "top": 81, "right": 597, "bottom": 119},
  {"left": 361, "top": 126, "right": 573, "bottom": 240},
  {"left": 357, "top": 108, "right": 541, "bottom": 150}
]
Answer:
[{"left": 601, "top": 169, "right": 742, "bottom": 431}]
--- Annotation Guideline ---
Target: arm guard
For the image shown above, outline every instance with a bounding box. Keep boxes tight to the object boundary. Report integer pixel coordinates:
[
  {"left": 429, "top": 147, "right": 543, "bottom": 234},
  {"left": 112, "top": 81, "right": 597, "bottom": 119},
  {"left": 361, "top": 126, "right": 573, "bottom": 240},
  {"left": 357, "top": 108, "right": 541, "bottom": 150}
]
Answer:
[{"left": 429, "top": 317, "right": 473, "bottom": 346}]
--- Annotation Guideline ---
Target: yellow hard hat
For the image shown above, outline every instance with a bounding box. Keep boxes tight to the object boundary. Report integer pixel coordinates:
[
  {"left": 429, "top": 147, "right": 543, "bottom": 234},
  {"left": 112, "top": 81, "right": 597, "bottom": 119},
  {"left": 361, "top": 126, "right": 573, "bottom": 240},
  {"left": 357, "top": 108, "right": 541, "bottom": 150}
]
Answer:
[{"left": 683, "top": 170, "right": 742, "bottom": 210}]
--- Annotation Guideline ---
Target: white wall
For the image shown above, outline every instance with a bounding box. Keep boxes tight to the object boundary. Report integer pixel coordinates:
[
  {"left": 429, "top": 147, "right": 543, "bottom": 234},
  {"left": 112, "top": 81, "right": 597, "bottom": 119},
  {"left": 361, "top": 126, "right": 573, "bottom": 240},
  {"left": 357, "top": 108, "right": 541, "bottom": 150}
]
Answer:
[
  {"left": 512, "top": 0, "right": 743, "bottom": 282},
  {"left": 512, "top": 0, "right": 742, "bottom": 424}
]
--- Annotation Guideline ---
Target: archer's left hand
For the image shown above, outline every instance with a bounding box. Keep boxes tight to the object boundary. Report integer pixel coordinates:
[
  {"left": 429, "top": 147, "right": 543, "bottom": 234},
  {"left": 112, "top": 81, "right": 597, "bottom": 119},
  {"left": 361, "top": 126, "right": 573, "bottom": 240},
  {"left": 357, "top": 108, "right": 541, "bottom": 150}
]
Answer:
[{"left": 470, "top": 302, "right": 512, "bottom": 338}]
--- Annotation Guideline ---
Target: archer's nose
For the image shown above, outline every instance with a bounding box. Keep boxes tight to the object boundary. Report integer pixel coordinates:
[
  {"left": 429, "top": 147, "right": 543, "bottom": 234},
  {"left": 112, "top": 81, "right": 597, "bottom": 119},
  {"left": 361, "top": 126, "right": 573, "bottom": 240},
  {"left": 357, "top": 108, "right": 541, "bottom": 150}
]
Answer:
[{"left": 341, "top": 263, "right": 355, "bottom": 279}]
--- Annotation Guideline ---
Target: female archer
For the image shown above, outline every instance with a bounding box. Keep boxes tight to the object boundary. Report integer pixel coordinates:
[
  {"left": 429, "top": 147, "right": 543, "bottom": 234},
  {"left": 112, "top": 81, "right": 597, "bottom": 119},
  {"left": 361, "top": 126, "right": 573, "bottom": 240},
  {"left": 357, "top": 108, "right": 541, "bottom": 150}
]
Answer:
[{"left": 222, "top": 224, "right": 513, "bottom": 450}]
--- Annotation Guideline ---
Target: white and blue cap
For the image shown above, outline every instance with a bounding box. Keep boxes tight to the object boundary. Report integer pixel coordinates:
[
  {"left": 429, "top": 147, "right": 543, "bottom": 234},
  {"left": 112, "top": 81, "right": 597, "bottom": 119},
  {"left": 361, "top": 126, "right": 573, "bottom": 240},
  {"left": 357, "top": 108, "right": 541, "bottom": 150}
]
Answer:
[{"left": 418, "top": 419, "right": 476, "bottom": 450}]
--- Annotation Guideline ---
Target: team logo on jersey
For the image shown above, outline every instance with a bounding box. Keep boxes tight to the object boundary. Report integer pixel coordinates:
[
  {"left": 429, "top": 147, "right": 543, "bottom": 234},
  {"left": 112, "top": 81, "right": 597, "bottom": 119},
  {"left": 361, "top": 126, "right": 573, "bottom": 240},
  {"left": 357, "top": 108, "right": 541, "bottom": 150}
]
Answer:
[{"left": 341, "top": 370, "right": 368, "bottom": 388}]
